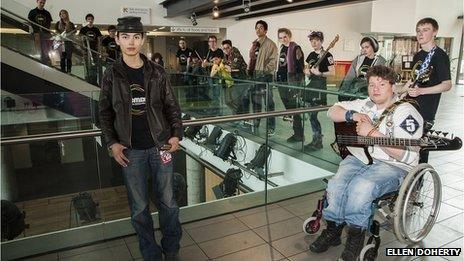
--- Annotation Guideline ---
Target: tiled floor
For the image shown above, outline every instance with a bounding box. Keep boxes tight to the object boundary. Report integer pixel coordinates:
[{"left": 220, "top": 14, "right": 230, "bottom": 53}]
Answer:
[{"left": 21, "top": 86, "right": 463, "bottom": 260}]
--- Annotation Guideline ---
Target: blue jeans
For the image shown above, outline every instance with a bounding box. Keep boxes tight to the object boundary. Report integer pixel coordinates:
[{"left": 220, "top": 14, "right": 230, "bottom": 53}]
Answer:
[
  {"left": 309, "top": 111, "right": 321, "bottom": 137},
  {"left": 323, "top": 155, "right": 407, "bottom": 229},
  {"left": 122, "top": 148, "right": 182, "bottom": 261}
]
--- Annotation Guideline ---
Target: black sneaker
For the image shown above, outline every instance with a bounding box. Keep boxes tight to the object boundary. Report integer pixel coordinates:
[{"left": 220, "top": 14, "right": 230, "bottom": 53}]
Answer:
[
  {"left": 287, "top": 135, "right": 304, "bottom": 143},
  {"left": 309, "top": 221, "right": 344, "bottom": 253},
  {"left": 164, "top": 252, "right": 179, "bottom": 261},
  {"left": 339, "top": 226, "right": 366, "bottom": 261}
]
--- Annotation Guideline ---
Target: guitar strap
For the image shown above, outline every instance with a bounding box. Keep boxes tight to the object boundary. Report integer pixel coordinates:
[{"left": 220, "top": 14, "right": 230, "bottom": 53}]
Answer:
[{"left": 372, "top": 98, "right": 417, "bottom": 129}]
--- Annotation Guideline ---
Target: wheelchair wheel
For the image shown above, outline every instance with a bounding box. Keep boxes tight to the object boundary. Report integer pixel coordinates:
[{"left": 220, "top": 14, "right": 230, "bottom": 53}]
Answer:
[
  {"left": 303, "top": 216, "right": 320, "bottom": 235},
  {"left": 359, "top": 243, "right": 377, "bottom": 261},
  {"left": 393, "top": 163, "right": 441, "bottom": 245}
]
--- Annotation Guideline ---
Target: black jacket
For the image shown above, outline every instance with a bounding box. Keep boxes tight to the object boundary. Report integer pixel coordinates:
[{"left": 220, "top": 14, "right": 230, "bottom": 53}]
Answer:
[{"left": 99, "top": 55, "right": 183, "bottom": 149}]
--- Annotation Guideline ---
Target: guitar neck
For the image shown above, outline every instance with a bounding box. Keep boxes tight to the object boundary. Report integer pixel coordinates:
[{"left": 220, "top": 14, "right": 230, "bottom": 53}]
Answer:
[
  {"left": 338, "top": 135, "right": 422, "bottom": 147},
  {"left": 311, "top": 48, "right": 331, "bottom": 68}
]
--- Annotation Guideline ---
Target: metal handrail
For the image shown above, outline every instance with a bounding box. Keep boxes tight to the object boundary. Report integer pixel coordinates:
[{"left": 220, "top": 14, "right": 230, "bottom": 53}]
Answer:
[{"left": 1, "top": 106, "right": 330, "bottom": 145}]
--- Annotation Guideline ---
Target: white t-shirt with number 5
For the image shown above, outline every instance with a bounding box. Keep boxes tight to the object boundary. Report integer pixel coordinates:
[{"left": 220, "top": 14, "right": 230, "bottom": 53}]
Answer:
[{"left": 333, "top": 97, "right": 424, "bottom": 171}]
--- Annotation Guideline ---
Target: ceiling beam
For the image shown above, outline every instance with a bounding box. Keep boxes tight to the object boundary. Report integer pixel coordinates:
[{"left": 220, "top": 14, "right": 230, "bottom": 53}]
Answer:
[
  {"left": 163, "top": 0, "right": 238, "bottom": 18},
  {"left": 216, "top": 0, "right": 309, "bottom": 18},
  {"left": 234, "top": 0, "right": 368, "bottom": 20}
]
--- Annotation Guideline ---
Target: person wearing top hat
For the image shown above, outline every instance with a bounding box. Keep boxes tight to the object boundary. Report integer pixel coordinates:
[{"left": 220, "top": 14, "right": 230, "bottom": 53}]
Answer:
[{"left": 99, "top": 16, "right": 183, "bottom": 261}]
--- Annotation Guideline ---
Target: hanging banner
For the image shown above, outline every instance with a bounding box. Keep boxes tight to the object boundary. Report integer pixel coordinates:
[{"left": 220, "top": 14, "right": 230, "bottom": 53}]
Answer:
[
  {"left": 170, "top": 26, "right": 220, "bottom": 34},
  {"left": 121, "top": 6, "right": 151, "bottom": 24}
]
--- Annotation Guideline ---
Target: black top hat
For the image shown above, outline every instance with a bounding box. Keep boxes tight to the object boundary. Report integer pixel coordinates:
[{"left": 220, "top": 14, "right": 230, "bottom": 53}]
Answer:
[{"left": 116, "top": 16, "right": 144, "bottom": 33}]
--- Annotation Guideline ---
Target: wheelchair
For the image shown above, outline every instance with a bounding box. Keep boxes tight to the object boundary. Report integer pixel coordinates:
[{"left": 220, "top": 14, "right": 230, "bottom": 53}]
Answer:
[{"left": 302, "top": 162, "right": 442, "bottom": 260}]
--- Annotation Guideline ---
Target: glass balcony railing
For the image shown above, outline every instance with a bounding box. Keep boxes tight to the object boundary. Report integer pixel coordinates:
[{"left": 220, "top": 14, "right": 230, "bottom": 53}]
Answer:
[{"left": 1, "top": 73, "right": 360, "bottom": 259}]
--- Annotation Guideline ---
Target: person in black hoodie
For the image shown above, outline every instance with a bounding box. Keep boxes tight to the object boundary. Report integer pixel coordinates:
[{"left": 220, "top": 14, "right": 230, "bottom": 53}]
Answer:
[
  {"left": 28, "top": 0, "right": 52, "bottom": 64},
  {"left": 99, "top": 16, "right": 182, "bottom": 261}
]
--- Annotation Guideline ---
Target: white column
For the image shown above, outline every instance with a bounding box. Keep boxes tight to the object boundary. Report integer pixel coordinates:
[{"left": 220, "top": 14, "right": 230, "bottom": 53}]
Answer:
[{"left": 186, "top": 155, "right": 204, "bottom": 205}]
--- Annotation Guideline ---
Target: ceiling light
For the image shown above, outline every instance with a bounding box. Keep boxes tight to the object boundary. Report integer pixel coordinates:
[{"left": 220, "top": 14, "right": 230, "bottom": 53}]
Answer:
[
  {"left": 243, "top": 0, "right": 251, "bottom": 13},
  {"left": 287, "top": 0, "right": 293, "bottom": 2},
  {"left": 212, "top": 6, "right": 219, "bottom": 18},
  {"left": 213, "top": 0, "right": 219, "bottom": 3},
  {"left": 190, "top": 12, "right": 198, "bottom": 26}
]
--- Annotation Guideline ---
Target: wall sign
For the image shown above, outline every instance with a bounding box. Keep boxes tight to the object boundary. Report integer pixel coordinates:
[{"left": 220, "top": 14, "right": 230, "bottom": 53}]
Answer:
[
  {"left": 170, "top": 27, "right": 220, "bottom": 34},
  {"left": 121, "top": 6, "right": 151, "bottom": 24}
]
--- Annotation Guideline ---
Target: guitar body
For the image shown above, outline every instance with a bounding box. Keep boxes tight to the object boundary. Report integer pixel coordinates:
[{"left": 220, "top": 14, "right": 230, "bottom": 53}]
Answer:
[{"left": 334, "top": 122, "right": 373, "bottom": 164}]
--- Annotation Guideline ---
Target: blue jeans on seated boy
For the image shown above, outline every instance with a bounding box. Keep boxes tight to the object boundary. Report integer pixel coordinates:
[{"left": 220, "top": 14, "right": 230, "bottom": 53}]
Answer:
[
  {"left": 310, "top": 155, "right": 407, "bottom": 260},
  {"left": 323, "top": 155, "right": 407, "bottom": 228},
  {"left": 122, "top": 147, "right": 182, "bottom": 261}
]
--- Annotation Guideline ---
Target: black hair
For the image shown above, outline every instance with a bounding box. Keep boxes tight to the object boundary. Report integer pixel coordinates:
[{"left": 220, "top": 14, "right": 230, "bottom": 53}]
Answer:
[
  {"left": 116, "top": 32, "right": 145, "bottom": 38},
  {"left": 108, "top": 25, "right": 116, "bottom": 31},
  {"left": 85, "top": 13, "right": 94, "bottom": 20},
  {"left": 152, "top": 52, "right": 163, "bottom": 60},
  {"left": 255, "top": 20, "right": 268, "bottom": 31},
  {"left": 211, "top": 52, "right": 223, "bottom": 59},
  {"left": 221, "top": 40, "right": 232, "bottom": 46},
  {"left": 361, "top": 36, "right": 379, "bottom": 53},
  {"left": 308, "top": 31, "right": 324, "bottom": 42},
  {"left": 208, "top": 35, "right": 217, "bottom": 41}
]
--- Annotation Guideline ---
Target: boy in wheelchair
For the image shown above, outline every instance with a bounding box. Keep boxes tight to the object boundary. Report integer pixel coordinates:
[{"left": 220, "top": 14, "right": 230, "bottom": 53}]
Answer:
[{"left": 309, "top": 65, "right": 423, "bottom": 260}]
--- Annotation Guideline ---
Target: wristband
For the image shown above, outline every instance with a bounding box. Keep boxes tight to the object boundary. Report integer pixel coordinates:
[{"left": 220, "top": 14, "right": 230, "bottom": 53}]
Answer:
[{"left": 345, "top": 110, "right": 355, "bottom": 122}]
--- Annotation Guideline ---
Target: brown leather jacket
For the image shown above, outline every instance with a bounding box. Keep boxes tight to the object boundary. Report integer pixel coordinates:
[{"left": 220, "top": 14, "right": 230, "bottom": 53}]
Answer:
[{"left": 99, "top": 55, "right": 183, "bottom": 148}]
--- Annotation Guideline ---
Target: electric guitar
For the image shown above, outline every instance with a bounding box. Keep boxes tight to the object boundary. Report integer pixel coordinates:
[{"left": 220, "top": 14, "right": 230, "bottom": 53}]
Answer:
[
  {"left": 307, "top": 34, "right": 339, "bottom": 70},
  {"left": 333, "top": 122, "right": 462, "bottom": 164},
  {"left": 397, "top": 66, "right": 433, "bottom": 97}
]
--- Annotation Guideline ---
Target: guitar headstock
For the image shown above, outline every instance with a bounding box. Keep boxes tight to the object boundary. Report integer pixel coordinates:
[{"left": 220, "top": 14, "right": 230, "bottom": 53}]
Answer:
[
  {"left": 326, "top": 34, "right": 339, "bottom": 50},
  {"left": 420, "top": 129, "right": 463, "bottom": 151}
]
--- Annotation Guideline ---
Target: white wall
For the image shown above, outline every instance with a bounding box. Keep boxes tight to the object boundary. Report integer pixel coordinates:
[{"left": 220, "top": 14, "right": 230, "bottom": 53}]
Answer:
[
  {"left": 226, "top": 2, "right": 374, "bottom": 61},
  {"left": 371, "top": 0, "right": 418, "bottom": 35},
  {"left": 415, "top": 0, "right": 463, "bottom": 60},
  {"left": 371, "top": 0, "right": 463, "bottom": 59}
]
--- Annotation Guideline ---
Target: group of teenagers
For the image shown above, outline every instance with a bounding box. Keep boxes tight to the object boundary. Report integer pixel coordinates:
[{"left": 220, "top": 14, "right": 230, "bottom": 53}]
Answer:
[
  {"left": 174, "top": 20, "right": 405, "bottom": 151},
  {"left": 93, "top": 10, "right": 450, "bottom": 261},
  {"left": 173, "top": 17, "right": 451, "bottom": 261}
]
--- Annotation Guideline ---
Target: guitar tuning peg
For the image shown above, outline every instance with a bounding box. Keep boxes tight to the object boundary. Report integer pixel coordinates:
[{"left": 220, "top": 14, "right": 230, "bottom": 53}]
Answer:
[
  {"left": 428, "top": 129, "right": 434, "bottom": 135},
  {"left": 435, "top": 131, "right": 442, "bottom": 135},
  {"left": 442, "top": 132, "right": 449, "bottom": 137}
]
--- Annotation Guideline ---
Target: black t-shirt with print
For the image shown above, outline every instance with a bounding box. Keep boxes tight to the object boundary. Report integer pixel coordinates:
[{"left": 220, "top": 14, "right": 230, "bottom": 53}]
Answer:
[
  {"left": 176, "top": 48, "right": 193, "bottom": 66},
  {"left": 123, "top": 61, "right": 155, "bottom": 149},
  {"left": 411, "top": 47, "right": 451, "bottom": 122},
  {"left": 102, "top": 36, "right": 119, "bottom": 60},
  {"left": 358, "top": 57, "right": 375, "bottom": 78},
  {"left": 79, "top": 26, "right": 102, "bottom": 51},
  {"left": 305, "top": 51, "right": 334, "bottom": 73},
  {"left": 206, "top": 48, "right": 224, "bottom": 62},
  {"left": 277, "top": 45, "right": 289, "bottom": 76},
  {"left": 28, "top": 8, "right": 52, "bottom": 33}
]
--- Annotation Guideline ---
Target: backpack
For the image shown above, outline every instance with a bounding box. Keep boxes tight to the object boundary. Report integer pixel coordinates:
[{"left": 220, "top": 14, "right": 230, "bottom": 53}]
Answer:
[
  {"left": 71, "top": 192, "right": 99, "bottom": 224},
  {"left": 1, "top": 200, "right": 26, "bottom": 240},
  {"left": 220, "top": 168, "right": 243, "bottom": 197}
]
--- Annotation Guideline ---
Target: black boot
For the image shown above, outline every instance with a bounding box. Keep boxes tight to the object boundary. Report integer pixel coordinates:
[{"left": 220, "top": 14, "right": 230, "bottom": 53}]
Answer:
[
  {"left": 339, "top": 226, "right": 366, "bottom": 261},
  {"left": 309, "top": 220, "right": 344, "bottom": 253},
  {"left": 304, "top": 135, "right": 323, "bottom": 151}
]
